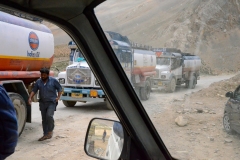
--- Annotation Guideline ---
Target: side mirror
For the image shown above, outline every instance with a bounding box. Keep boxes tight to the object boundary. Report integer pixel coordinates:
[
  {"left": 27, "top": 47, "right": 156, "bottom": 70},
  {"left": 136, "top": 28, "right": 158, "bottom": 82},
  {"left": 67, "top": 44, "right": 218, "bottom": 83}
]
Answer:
[
  {"left": 226, "top": 91, "right": 233, "bottom": 98},
  {"left": 84, "top": 118, "right": 125, "bottom": 160}
]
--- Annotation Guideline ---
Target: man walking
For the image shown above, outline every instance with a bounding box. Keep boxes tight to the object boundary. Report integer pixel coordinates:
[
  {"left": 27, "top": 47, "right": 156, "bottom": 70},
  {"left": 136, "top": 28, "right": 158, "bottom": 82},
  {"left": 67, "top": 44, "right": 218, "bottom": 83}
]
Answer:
[
  {"left": 28, "top": 68, "right": 62, "bottom": 141},
  {"left": 102, "top": 130, "right": 106, "bottom": 143}
]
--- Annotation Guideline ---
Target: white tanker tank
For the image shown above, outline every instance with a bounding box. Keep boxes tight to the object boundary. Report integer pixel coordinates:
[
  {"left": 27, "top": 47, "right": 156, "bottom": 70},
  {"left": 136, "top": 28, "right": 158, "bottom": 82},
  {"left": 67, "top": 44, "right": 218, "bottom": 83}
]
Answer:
[
  {"left": 0, "top": 11, "right": 54, "bottom": 136},
  {"left": 0, "top": 11, "right": 54, "bottom": 74},
  {"left": 132, "top": 49, "right": 156, "bottom": 76},
  {"left": 182, "top": 55, "right": 201, "bottom": 72}
]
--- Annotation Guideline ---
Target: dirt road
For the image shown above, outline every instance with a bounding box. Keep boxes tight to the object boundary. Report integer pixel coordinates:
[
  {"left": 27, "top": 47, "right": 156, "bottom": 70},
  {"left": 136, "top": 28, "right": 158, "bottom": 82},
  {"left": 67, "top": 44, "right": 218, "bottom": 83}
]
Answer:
[{"left": 7, "top": 74, "right": 235, "bottom": 160}]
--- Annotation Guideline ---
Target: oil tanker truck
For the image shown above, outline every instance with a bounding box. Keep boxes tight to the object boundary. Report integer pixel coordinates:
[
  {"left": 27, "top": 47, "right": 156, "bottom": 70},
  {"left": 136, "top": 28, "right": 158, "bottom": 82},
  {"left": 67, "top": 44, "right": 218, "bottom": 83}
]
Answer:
[
  {"left": 152, "top": 48, "right": 201, "bottom": 92},
  {"left": 0, "top": 11, "right": 54, "bottom": 135},
  {"left": 57, "top": 32, "right": 156, "bottom": 109}
]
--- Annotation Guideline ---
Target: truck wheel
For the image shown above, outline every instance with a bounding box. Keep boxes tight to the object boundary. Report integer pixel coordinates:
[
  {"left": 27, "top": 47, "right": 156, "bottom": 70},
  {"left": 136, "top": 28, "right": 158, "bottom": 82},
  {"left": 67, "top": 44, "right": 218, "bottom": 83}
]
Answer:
[
  {"left": 167, "top": 78, "right": 176, "bottom": 92},
  {"left": 140, "top": 80, "right": 151, "bottom": 100},
  {"left": 63, "top": 100, "right": 76, "bottom": 107},
  {"left": 189, "top": 76, "right": 197, "bottom": 89},
  {"left": 9, "top": 93, "right": 27, "bottom": 136},
  {"left": 105, "top": 99, "right": 113, "bottom": 110}
]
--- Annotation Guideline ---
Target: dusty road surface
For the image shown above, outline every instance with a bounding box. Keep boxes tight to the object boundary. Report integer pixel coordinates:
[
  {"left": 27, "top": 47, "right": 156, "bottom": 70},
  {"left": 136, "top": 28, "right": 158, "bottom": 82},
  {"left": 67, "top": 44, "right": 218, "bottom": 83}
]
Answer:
[
  {"left": 7, "top": 74, "right": 236, "bottom": 160},
  {"left": 8, "top": 101, "right": 116, "bottom": 160}
]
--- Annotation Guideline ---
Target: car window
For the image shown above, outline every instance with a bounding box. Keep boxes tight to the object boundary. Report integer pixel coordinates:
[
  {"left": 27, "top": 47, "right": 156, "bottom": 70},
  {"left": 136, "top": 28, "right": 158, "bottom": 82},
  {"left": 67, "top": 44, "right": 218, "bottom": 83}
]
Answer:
[
  {"left": 95, "top": 0, "right": 240, "bottom": 159},
  {"left": 234, "top": 86, "right": 240, "bottom": 99}
]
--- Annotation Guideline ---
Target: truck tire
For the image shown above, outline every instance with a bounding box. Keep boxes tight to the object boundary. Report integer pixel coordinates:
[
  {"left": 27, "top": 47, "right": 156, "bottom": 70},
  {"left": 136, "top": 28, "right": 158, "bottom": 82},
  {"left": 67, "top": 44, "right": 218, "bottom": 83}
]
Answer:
[
  {"left": 140, "top": 80, "right": 151, "bottom": 100},
  {"left": 63, "top": 100, "right": 77, "bottom": 107},
  {"left": 167, "top": 78, "right": 176, "bottom": 92},
  {"left": 189, "top": 76, "right": 197, "bottom": 89},
  {"left": 9, "top": 93, "right": 27, "bottom": 136},
  {"left": 105, "top": 99, "right": 113, "bottom": 110}
]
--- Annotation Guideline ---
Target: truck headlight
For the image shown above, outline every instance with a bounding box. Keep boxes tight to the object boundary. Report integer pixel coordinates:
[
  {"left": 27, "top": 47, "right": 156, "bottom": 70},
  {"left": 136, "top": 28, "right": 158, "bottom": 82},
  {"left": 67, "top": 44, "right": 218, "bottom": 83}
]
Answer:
[
  {"left": 161, "top": 75, "right": 166, "bottom": 79},
  {"left": 95, "top": 80, "right": 100, "bottom": 86},
  {"left": 59, "top": 78, "right": 65, "bottom": 84}
]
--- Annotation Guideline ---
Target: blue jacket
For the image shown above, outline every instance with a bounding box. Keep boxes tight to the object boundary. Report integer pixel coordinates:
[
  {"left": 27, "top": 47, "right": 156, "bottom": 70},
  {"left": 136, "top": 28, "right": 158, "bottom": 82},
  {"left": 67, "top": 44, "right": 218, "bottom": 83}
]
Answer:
[
  {"left": 0, "top": 85, "right": 18, "bottom": 160},
  {"left": 32, "top": 77, "right": 62, "bottom": 103}
]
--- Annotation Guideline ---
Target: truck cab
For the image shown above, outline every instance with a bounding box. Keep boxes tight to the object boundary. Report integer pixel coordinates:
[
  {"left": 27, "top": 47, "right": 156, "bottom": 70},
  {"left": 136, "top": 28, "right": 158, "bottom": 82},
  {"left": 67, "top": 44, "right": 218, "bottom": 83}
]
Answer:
[
  {"left": 155, "top": 52, "right": 183, "bottom": 82},
  {"left": 57, "top": 41, "right": 106, "bottom": 108}
]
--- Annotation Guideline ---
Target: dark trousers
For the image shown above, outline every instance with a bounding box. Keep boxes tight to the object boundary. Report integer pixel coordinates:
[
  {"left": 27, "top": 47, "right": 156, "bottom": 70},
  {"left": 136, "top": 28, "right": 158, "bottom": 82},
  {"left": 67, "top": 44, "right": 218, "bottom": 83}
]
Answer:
[{"left": 39, "top": 101, "right": 56, "bottom": 136}]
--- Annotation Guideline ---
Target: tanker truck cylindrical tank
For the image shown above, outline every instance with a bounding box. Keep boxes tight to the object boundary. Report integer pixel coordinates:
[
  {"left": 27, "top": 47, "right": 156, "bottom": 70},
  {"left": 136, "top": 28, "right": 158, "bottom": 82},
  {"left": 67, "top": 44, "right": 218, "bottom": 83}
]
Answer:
[
  {"left": 132, "top": 49, "right": 156, "bottom": 75},
  {"left": 0, "top": 11, "right": 54, "bottom": 72},
  {"left": 182, "top": 56, "right": 201, "bottom": 72}
]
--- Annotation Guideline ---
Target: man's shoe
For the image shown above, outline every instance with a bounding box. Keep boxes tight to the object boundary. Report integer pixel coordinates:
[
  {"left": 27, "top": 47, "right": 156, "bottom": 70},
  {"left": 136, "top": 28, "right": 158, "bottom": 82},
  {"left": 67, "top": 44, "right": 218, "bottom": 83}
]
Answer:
[
  {"left": 46, "top": 131, "right": 53, "bottom": 139},
  {"left": 38, "top": 135, "right": 48, "bottom": 141}
]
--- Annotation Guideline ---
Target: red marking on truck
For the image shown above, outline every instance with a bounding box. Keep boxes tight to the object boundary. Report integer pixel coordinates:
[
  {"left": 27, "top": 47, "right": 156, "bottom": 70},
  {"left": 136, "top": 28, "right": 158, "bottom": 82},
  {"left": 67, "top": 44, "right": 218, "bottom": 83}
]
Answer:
[
  {"left": 0, "top": 71, "right": 53, "bottom": 78},
  {"left": 132, "top": 66, "right": 156, "bottom": 75},
  {"left": 155, "top": 52, "right": 162, "bottom": 57},
  {"left": 0, "top": 55, "right": 54, "bottom": 71}
]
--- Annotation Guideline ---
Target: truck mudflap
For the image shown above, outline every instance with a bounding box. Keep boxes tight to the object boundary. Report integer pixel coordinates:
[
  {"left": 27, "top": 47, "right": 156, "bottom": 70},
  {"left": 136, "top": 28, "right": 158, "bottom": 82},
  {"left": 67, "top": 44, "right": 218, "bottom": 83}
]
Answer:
[{"left": 60, "top": 87, "right": 105, "bottom": 102}]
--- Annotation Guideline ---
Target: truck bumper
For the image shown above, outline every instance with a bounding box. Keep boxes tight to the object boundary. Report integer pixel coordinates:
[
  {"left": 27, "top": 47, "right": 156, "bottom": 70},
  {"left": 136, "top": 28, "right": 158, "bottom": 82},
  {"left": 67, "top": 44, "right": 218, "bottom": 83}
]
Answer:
[
  {"left": 151, "top": 79, "right": 169, "bottom": 88},
  {"left": 60, "top": 87, "right": 105, "bottom": 102}
]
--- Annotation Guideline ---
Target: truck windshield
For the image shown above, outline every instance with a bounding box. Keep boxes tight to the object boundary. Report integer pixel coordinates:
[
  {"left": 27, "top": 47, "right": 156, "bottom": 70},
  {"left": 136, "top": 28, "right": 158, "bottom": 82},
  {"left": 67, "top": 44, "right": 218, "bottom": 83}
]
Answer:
[
  {"left": 73, "top": 49, "right": 84, "bottom": 62},
  {"left": 156, "top": 57, "right": 170, "bottom": 65}
]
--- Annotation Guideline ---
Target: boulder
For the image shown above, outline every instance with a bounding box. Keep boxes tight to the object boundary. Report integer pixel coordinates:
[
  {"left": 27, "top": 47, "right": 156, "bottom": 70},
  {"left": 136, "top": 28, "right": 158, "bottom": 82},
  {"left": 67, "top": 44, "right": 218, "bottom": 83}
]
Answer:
[{"left": 175, "top": 116, "right": 188, "bottom": 127}]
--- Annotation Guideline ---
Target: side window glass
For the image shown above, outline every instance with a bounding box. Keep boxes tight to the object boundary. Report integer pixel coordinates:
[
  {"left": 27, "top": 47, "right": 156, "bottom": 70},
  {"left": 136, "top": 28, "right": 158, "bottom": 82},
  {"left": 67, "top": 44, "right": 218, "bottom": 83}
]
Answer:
[
  {"left": 234, "top": 87, "right": 240, "bottom": 100},
  {"left": 171, "top": 58, "right": 178, "bottom": 70}
]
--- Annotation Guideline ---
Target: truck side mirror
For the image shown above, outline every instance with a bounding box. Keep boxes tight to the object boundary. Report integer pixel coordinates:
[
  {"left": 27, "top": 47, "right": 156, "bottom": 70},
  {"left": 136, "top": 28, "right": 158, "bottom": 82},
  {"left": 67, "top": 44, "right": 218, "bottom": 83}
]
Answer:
[{"left": 84, "top": 118, "right": 125, "bottom": 160}]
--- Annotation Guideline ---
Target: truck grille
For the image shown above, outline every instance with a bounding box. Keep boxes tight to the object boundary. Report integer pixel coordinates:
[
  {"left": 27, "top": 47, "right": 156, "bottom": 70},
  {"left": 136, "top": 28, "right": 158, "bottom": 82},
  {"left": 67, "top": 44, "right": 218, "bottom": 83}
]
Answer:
[{"left": 67, "top": 68, "right": 91, "bottom": 85}]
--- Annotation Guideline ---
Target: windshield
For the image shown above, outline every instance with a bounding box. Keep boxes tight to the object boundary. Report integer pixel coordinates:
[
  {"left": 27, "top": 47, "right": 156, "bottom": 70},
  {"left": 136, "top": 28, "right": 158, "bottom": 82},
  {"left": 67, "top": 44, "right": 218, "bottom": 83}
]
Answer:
[
  {"left": 73, "top": 49, "right": 84, "bottom": 62},
  {"left": 156, "top": 57, "right": 170, "bottom": 65},
  {"left": 94, "top": 0, "right": 240, "bottom": 159}
]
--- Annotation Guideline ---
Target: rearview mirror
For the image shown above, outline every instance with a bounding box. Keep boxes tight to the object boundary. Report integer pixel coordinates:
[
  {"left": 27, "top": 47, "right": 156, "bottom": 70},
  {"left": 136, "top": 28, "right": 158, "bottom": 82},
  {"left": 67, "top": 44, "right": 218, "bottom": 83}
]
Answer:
[
  {"left": 84, "top": 118, "right": 124, "bottom": 160},
  {"left": 225, "top": 91, "right": 233, "bottom": 98}
]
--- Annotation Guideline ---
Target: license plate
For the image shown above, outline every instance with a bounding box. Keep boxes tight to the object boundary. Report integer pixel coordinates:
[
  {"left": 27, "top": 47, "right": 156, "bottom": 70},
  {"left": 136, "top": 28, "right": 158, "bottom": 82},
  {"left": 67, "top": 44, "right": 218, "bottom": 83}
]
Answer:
[
  {"left": 71, "top": 93, "right": 83, "bottom": 98},
  {"left": 158, "top": 82, "right": 162, "bottom": 86}
]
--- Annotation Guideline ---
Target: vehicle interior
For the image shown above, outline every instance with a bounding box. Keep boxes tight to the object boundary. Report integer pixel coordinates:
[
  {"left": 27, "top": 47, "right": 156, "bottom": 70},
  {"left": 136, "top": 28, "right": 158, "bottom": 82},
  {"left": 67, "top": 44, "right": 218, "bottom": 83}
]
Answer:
[
  {"left": 0, "top": 0, "right": 172, "bottom": 160},
  {"left": 3, "top": 0, "right": 240, "bottom": 159}
]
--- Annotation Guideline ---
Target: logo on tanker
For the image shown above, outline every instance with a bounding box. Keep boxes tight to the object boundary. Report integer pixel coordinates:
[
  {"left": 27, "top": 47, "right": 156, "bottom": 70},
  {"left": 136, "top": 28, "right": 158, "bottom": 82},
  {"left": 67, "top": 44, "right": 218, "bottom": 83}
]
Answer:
[{"left": 28, "top": 32, "right": 39, "bottom": 51}]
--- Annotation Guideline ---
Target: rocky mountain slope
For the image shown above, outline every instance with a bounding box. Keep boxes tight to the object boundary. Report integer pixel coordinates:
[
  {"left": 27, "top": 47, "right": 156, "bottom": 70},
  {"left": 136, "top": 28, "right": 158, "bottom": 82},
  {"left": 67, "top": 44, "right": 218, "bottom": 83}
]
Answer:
[
  {"left": 49, "top": 0, "right": 240, "bottom": 74},
  {"left": 96, "top": 0, "right": 240, "bottom": 74}
]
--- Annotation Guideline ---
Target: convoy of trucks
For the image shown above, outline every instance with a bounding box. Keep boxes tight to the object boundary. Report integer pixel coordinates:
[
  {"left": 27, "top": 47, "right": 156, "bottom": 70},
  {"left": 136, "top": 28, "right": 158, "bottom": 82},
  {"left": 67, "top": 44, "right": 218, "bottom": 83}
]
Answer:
[
  {"left": 0, "top": 11, "right": 202, "bottom": 136},
  {"left": 57, "top": 32, "right": 202, "bottom": 108},
  {"left": 57, "top": 31, "right": 156, "bottom": 109},
  {"left": 0, "top": 11, "right": 54, "bottom": 135}
]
